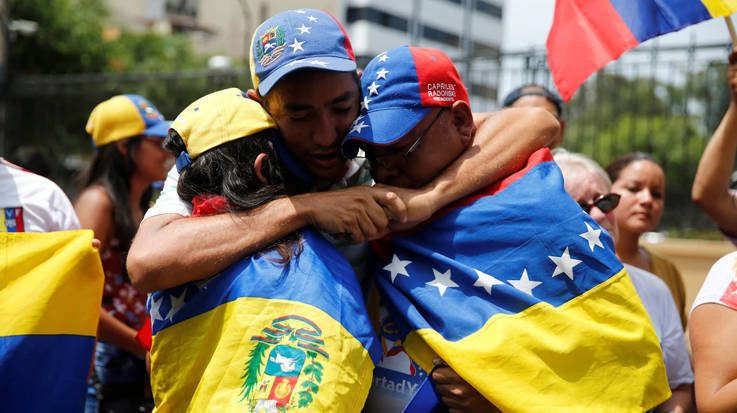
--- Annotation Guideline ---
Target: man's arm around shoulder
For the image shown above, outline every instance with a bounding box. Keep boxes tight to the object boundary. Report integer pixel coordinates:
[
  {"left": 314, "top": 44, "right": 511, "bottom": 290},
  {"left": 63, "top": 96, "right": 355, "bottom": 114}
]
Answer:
[
  {"left": 384, "top": 107, "right": 561, "bottom": 229},
  {"left": 128, "top": 188, "right": 407, "bottom": 292},
  {"left": 127, "top": 197, "right": 305, "bottom": 292}
]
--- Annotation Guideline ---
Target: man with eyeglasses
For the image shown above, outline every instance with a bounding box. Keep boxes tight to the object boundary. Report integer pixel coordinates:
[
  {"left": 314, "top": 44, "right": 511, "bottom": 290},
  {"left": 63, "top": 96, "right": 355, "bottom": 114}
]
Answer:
[
  {"left": 554, "top": 149, "right": 694, "bottom": 413},
  {"left": 343, "top": 52, "right": 477, "bottom": 191},
  {"left": 342, "top": 45, "right": 502, "bottom": 411},
  {"left": 343, "top": 46, "right": 671, "bottom": 411}
]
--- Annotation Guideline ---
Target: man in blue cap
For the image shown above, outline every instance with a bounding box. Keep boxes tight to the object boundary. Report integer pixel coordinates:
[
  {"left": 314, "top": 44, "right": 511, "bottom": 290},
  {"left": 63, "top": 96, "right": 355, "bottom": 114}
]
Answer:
[
  {"left": 127, "top": 9, "right": 559, "bottom": 297},
  {"left": 342, "top": 45, "right": 499, "bottom": 412}
]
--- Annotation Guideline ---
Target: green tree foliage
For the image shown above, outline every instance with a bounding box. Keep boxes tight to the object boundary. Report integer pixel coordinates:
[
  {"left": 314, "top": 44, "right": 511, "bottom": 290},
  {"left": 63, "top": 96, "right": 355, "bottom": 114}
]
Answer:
[
  {"left": 685, "top": 61, "right": 731, "bottom": 134},
  {"left": 567, "top": 75, "right": 700, "bottom": 165},
  {"left": 8, "top": 0, "right": 110, "bottom": 74},
  {"left": 4, "top": 0, "right": 244, "bottom": 195},
  {"left": 8, "top": 0, "right": 203, "bottom": 74},
  {"left": 106, "top": 32, "right": 202, "bottom": 72},
  {"left": 563, "top": 70, "right": 724, "bottom": 231}
]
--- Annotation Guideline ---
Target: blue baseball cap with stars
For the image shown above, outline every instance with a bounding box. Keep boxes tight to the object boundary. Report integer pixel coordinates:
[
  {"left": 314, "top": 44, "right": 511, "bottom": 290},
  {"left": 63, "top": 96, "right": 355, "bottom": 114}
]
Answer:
[{"left": 249, "top": 9, "right": 357, "bottom": 96}]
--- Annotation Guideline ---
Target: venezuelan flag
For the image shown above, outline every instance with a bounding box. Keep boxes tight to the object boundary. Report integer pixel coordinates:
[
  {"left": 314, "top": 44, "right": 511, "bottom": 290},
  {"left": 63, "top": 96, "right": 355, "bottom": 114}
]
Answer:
[
  {"left": 149, "top": 229, "right": 380, "bottom": 412},
  {"left": 0, "top": 230, "right": 104, "bottom": 412},
  {"left": 373, "top": 149, "right": 670, "bottom": 412},
  {"left": 547, "top": 0, "right": 737, "bottom": 101}
]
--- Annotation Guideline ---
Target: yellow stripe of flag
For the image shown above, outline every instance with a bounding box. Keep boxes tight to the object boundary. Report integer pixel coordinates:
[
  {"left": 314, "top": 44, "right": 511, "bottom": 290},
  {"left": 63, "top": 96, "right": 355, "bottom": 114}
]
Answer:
[
  {"left": 404, "top": 269, "right": 669, "bottom": 412},
  {"left": 701, "top": 0, "right": 737, "bottom": 16},
  {"left": 0, "top": 230, "right": 104, "bottom": 337},
  {"left": 151, "top": 297, "right": 375, "bottom": 413}
]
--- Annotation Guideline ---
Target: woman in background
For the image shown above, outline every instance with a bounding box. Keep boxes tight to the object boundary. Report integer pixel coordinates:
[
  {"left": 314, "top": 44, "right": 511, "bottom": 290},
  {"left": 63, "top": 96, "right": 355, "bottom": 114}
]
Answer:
[
  {"left": 75, "top": 94, "right": 171, "bottom": 412},
  {"left": 556, "top": 150, "right": 694, "bottom": 413},
  {"left": 606, "top": 152, "right": 688, "bottom": 329}
]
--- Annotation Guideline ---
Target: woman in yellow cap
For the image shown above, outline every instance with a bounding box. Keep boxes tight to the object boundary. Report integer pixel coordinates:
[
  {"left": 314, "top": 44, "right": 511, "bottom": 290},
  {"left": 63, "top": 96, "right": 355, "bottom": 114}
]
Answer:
[
  {"left": 145, "top": 88, "right": 378, "bottom": 412},
  {"left": 75, "top": 94, "right": 172, "bottom": 412}
]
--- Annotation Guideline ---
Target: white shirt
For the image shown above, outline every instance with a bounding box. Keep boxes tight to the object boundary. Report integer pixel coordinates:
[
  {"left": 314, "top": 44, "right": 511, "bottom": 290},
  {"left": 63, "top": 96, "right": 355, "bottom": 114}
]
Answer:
[
  {"left": 0, "top": 158, "right": 80, "bottom": 232},
  {"left": 143, "top": 166, "right": 192, "bottom": 219},
  {"left": 626, "top": 264, "right": 694, "bottom": 389},
  {"left": 691, "top": 251, "right": 737, "bottom": 312}
]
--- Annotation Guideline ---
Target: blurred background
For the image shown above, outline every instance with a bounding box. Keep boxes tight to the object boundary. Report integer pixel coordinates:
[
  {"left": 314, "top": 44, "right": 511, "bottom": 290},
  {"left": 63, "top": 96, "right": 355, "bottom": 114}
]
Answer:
[{"left": 1, "top": 0, "right": 734, "bottom": 237}]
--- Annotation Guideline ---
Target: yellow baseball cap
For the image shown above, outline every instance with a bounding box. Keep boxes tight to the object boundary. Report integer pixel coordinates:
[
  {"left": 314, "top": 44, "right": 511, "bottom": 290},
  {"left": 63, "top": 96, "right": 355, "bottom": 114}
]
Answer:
[
  {"left": 85, "top": 94, "right": 171, "bottom": 147},
  {"left": 171, "top": 88, "right": 277, "bottom": 161}
]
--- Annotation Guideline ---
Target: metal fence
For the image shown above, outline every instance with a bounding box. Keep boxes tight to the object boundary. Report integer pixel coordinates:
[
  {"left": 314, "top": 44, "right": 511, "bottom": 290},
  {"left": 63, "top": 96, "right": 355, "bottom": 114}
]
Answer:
[
  {"left": 1, "top": 69, "right": 249, "bottom": 198},
  {"left": 465, "top": 41, "right": 735, "bottom": 236},
  {"left": 2, "top": 42, "right": 735, "bottom": 236}
]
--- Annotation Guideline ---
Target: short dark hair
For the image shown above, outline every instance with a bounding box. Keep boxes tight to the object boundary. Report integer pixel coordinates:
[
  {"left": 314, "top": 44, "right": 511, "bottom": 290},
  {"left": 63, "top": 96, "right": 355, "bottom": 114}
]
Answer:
[{"left": 502, "top": 84, "right": 563, "bottom": 117}]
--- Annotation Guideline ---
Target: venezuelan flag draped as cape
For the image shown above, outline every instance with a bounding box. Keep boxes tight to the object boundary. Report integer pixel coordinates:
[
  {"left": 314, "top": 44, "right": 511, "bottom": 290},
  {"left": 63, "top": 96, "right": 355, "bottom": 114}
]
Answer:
[
  {"left": 547, "top": 0, "right": 737, "bottom": 101},
  {"left": 149, "top": 229, "right": 380, "bottom": 412},
  {"left": 373, "top": 149, "right": 669, "bottom": 412},
  {"left": 0, "top": 230, "right": 104, "bottom": 412}
]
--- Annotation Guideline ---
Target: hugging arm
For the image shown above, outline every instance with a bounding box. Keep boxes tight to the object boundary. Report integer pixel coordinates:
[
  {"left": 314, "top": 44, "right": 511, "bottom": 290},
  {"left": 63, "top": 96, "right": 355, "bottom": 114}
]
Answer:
[
  {"left": 127, "top": 187, "right": 406, "bottom": 292},
  {"left": 382, "top": 107, "right": 561, "bottom": 229}
]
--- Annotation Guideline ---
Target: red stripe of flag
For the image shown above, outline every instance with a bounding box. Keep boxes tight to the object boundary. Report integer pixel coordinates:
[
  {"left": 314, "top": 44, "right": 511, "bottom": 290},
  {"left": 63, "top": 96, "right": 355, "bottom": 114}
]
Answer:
[{"left": 546, "top": 0, "right": 639, "bottom": 101}]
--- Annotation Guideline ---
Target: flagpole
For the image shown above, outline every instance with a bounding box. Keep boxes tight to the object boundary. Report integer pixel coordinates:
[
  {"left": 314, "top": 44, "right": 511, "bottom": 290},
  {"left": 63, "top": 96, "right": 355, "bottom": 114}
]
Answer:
[{"left": 725, "top": 15, "right": 737, "bottom": 45}]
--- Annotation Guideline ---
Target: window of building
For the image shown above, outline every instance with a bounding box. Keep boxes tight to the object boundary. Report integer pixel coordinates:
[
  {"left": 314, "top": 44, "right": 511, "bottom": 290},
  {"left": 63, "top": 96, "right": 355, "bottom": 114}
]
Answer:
[
  {"left": 346, "top": 7, "right": 408, "bottom": 32},
  {"left": 346, "top": 6, "right": 500, "bottom": 51},
  {"left": 422, "top": 25, "right": 460, "bottom": 48},
  {"left": 439, "top": 0, "right": 503, "bottom": 18},
  {"left": 166, "top": 0, "right": 198, "bottom": 17},
  {"left": 476, "top": 1, "right": 502, "bottom": 18}
]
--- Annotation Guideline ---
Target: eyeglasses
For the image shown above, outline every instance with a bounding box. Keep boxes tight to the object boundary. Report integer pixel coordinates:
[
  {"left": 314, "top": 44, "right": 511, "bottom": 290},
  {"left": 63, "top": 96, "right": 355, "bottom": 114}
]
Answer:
[
  {"left": 402, "top": 108, "right": 446, "bottom": 159},
  {"left": 360, "top": 108, "right": 447, "bottom": 168},
  {"left": 578, "top": 193, "right": 621, "bottom": 214}
]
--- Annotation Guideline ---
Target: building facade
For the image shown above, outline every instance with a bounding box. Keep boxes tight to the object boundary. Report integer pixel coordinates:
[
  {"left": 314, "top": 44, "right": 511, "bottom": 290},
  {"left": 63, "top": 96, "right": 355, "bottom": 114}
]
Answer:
[
  {"left": 103, "top": 0, "right": 502, "bottom": 106},
  {"left": 104, "top": 0, "right": 339, "bottom": 63},
  {"left": 343, "top": 0, "right": 504, "bottom": 108}
]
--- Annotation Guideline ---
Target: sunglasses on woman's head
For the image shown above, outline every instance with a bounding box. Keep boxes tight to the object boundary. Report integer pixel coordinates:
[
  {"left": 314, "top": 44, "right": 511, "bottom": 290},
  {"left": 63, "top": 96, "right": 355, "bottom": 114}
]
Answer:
[{"left": 578, "top": 193, "right": 620, "bottom": 214}]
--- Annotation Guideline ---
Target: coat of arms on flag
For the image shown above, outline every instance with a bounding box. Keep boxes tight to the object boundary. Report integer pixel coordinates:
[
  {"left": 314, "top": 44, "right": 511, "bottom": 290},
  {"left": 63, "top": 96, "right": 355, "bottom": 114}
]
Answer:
[
  {"left": 241, "top": 315, "right": 329, "bottom": 411},
  {"left": 148, "top": 229, "right": 380, "bottom": 412}
]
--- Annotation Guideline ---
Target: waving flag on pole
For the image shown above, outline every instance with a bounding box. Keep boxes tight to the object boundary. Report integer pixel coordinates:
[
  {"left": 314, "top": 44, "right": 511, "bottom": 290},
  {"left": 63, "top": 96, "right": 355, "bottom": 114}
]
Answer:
[
  {"left": 373, "top": 149, "right": 670, "bottom": 412},
  {"left": 547, "top": 0, "right": 737, "bottom": 101},
  {"left": 0, "top": 230, "right": 104, "bottom": 412},
  {"left": 149, "top": 229, "right": 380, "bottom": 412}
]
